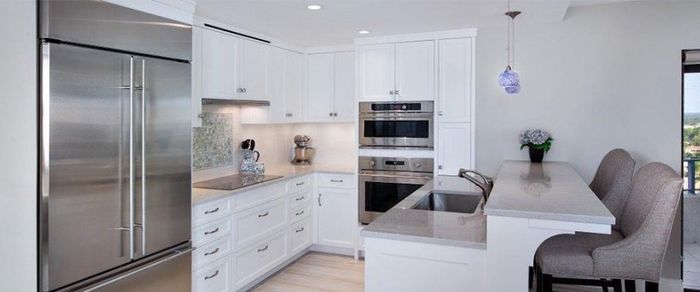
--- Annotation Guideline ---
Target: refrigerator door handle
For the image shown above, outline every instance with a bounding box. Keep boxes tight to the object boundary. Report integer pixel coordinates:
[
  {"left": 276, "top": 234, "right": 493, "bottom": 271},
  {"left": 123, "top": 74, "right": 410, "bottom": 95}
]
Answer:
[
  {"left": 82, "top": 247, "right": 193, "bottom": 292},
  {"left": 139, "top": 58, "right": 147, "bottom": 257},
  {"left": 128, "top": 56, "right": 136, "bottom": 261}
]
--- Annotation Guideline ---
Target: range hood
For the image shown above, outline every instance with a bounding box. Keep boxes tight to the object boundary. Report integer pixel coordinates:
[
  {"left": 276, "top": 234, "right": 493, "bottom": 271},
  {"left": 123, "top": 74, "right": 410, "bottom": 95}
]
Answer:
[{"left": 202, "top": 98, "right": 270, "bottom": 106}]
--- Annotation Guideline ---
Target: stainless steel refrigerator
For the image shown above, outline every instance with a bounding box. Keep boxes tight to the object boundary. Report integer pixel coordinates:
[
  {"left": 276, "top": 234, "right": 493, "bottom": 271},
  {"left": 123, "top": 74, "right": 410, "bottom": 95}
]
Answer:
[{"left": 39, "top": 1, "right": 193, "bottom": 291}]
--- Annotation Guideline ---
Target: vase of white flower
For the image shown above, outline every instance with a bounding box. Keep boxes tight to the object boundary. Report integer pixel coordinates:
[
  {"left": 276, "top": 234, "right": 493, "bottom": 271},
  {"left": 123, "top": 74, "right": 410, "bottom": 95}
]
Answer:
[{"left": 519, "top": 129, "right": 554, "bottom": 163}]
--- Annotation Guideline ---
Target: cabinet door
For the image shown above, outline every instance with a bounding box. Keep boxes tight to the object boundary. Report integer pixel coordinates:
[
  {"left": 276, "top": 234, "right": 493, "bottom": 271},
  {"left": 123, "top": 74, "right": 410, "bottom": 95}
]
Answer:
[
  {"left": 395, "top": 41, "right": 435, "bottom": 101},
  {"left": 191, "top": 26, "right": 203, "bottom": 127},
  {"left": 284, "top": 51, "right": 305, "bottom": 122},
  {"left": 202, "top": 28, "right": 238, "bottom": 100},
  {"left": 237, "top": 38, "right": 268, "bottom": 100},
  {"left": 266, "top": 46, "right": 286, "bottom": 123},
  {"left": 437, "top": 123, "right": 472, "bottom": 176},
  {"left": 333, "top": 51, "right": 355, "bottom": 122},
  {"left": 316, "top": 189, "right": 355, "bottom": 249},
  {"left": 357, "top": 44, "right": 395, "bottom": 101},
  {"left": 438, "top": 38, "right": 472, "bottom": 123},
  {"left": 307, "top": 53, "right": 335, "bottom": 122}
]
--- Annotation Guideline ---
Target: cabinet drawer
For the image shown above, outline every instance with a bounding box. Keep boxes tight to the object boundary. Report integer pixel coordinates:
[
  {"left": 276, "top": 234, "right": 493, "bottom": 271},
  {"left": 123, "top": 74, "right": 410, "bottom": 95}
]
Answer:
[
  {"left": 193, "top": 255, "right": 234, "bottom": 292},
  {"left": 288, "top": 175, "right": 312, "bottom": 193},
  {"left": 193, "top": 236, "right": 233, "bottom": 271},
  {"left": 193, "top": 197, "right": 233, "bottom": 227},
  {"left": 289, "top": 189, "right": 312, "bottom": 208},
  {"left": 235, "top": 233, "right": 287, "bottom": 288},
  {"left": 289, "top": 218, "right": 312, "bottom": 255},
  {"left": 289, "top": 203, "right": 311, "bottom": 223},
  {"left": 317, "top": 173, "right": 355, "bottom": 189},
  {"left": 193, "top": 217, "right": 232, "bottom": 247},
  {"left": 234, "top": 198, "right": 287, "bottom": 248},
  {"left": 234, "top": 182, "right": 287, "bottom": 212}
]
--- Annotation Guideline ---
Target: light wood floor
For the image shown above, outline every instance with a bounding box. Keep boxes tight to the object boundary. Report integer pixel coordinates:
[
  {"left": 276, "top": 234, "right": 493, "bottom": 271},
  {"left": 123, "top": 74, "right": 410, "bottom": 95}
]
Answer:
[{"left": 252, "top": 252, "right": 603, "bottom": 292}]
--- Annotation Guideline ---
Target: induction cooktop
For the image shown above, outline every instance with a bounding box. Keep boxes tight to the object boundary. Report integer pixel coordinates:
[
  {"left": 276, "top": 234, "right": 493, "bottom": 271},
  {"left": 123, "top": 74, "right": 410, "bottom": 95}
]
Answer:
[{"left": 193, "top": 174, "right": 284, "bottom": 191}]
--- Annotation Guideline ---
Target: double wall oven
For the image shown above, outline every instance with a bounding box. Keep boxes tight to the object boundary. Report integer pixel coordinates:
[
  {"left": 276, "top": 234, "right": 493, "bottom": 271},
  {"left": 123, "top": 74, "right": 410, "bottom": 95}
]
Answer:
[
  {"left": 359, "top": 156, "right": 434, "bottom": 224},
  {"left": 359, "top": 101, "right": 433, "bottom": 149}
]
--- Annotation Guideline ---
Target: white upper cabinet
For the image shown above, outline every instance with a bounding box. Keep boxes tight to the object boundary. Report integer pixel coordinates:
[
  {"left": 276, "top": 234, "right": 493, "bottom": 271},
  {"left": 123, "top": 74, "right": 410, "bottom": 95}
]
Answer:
[
  {"left": 438, "top": 38, "right": 472, "bottom": 123},
  {"left": 358, "top": 41, "right": 435, "bottom": 102},
  {"left": 201, "top": 28, "right": 238, "bottom": 100},
  {"left": 307, "top": 53, "right": 335, "bottom": 122},
  {"left": 283, "top": 51, "right": 305, "bottom": 122},
  {"left": 395, "top": 41, "right": 435, "bottom": 101},
  {"left": 333, "top": 51, "right": 355, "bottom": 122},
  {"left": 237, "top": 39, "right": 268, "bottom": 100},
  {"left": 357, "top": 44, "right": 395, "bottom": 101},
  {"left": 306, "top": 51, "right": 355, "bottom": 123},
  {"left": 266, "top": 46, "right": 286, "bottom": 121}
]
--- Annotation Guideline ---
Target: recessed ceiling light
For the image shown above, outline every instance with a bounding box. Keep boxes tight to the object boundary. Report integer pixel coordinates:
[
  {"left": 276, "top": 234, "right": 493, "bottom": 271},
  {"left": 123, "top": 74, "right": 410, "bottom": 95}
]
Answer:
[
  {"left": 306, "top": 4, "right": 322, "bottom": 10},
  {"left": 358, "top": 30, "right": 371, "bottom": 35}
]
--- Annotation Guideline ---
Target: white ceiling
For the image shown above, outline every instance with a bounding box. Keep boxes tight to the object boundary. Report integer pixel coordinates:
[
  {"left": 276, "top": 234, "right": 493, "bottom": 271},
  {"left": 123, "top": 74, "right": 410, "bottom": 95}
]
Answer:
[{"left": 196, "top": 0, "right": 640, "bottom": 47}]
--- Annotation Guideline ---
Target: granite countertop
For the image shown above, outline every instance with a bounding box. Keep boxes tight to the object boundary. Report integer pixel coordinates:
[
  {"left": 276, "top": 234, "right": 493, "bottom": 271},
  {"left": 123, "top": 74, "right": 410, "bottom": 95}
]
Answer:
[
  {"left": 484, "top": 161, "right": 615, "bottom": 224},
  {"left": 192, "top": 163, "right": 355, "bottom": 205},
  {"left": 361, "top": 176, "right": 487, "bottom": 249}
]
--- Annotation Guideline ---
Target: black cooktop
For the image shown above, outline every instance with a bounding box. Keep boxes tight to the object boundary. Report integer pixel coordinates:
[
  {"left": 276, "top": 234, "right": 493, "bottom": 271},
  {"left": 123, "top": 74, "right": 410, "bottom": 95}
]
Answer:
[{"left": 193, "top": 174, "right": 283, "bottom": 191}]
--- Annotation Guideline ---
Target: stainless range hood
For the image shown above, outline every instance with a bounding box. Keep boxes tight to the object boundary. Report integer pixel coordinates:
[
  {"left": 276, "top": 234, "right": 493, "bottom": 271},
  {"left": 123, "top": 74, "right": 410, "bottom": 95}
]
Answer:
[{"left": 202, "top": 98, "right": 270, "bottom": 106}]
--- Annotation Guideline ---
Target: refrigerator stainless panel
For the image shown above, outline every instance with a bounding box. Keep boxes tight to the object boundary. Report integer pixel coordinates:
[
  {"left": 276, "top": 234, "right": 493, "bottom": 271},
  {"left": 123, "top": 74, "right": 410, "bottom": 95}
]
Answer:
[
  {"left": 40, "top": 43, "right": 134, "bottom": 290},
  {"left": 132, "top": 56, "right": 192, "bottom": 258},
  {"left": 40, "top": 0, "right": 192, "bottom": 61}
]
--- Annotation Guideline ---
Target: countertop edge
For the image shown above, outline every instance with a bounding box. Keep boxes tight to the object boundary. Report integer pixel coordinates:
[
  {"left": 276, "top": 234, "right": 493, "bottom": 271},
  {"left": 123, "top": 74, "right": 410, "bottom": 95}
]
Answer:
[
  {"left": 483, "top": 207, "right": 616, "bottom": 225},
  {"left": 361, "top": 229, "right": 487, "bottom": 250}
]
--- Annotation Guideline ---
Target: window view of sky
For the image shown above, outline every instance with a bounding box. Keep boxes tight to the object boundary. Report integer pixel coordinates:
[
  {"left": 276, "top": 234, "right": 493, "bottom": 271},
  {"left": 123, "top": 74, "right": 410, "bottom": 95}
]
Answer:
[{"left": 685, "top": 73, "right": 700, "bottom": 113}]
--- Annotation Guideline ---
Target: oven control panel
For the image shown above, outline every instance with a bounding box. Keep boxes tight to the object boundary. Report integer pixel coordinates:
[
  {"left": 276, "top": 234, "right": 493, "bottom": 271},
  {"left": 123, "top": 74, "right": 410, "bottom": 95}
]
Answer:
[{"left": 359, "top": 156, "right": 434, "bottom": 173}]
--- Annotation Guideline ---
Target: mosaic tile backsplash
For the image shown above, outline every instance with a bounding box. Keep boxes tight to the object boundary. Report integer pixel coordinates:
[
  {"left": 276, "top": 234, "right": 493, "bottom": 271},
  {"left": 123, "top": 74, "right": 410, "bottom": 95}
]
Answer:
[{"left": 193, "top": 113, "right": 233, "bottom": 170}]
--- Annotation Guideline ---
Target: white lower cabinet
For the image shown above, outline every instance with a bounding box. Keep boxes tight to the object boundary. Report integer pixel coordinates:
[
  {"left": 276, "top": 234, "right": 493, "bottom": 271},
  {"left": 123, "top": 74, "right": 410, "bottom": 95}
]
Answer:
[
  {"left": 234, "top": 232, "right": 288, "bottom": 289},
  {"left": 193, "top": 255, "right": 235, "bottom": 292},
  {"left": 314, "top": 174, "right": 357, "bottom": 249},
  {"left": 193, "top": 173, "right": 356, "bottom": 291}
]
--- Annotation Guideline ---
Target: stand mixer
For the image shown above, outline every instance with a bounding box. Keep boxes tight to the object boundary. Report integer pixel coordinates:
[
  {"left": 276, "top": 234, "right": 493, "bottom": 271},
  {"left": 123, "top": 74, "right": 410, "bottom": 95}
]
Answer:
[{"left": 291, "top": 135, "right": 315, "bottom": 165}]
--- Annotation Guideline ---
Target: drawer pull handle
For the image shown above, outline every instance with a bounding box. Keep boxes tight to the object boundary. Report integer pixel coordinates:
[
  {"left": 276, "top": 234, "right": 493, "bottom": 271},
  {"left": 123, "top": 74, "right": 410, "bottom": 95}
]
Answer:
[
  {"left": 296, "top": 182, "right": 305, "bottom": 186},
  {"left": 204, "top": 270, "right": 219, "bottom": 280},
  {"left": 204, "top": 227, "right": 219, "bottom": 235},
  {"left": 204, "top": 207, "right": 220, "bottom": 215},
  {"left": 330, "top": 179, "right": 344, "bottom": 183},
  {"left": 295, "top": 196, "right": 304, "bottom": 201},
  {"left": 295, "top": 210, "right": 304, "bottom": 216},
  {"left": 258, "top": 245, "right": 269, "bottom": 253},
  {"left": 204, "top": 247, "right": 220, "bottom": 256},
  {"left": 258, "top": 211, "right": 270, "bottom": 218},
  {"left": 295, "top": 227, "right": 305, "bottom": 233}
]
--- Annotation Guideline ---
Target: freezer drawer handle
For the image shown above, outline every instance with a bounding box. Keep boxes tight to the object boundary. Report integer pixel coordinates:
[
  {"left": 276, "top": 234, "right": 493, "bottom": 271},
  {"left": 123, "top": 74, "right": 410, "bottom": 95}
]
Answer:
[
  {"left": 258, "top": 211, "right": 270, "bottom": 218},
  {"left": 295, "top": 227, "right": 305, "bottom": 233},
  {"left": 330, "top": 179, "right": 344, "bottom": 183},
  {"left": 204, "top": 270, "right": 219, "bottom": 280},
  {"left": 204, "top": 227, "right": 220, "bottom": 235},
  {"left": 204, "top": 247, "right": 220, "bottom": 256},
  {"left": 295, "top": 196, "right": 305, "bottom": 201},
  {"left": 295, "top": 210, "right": 304, "bottom": 216},
  {"left": 257, "top": 245, "right": 269, "bottom": 253},
  {"left": 204, "top": 207, "right": 219, "bottom": 215}
]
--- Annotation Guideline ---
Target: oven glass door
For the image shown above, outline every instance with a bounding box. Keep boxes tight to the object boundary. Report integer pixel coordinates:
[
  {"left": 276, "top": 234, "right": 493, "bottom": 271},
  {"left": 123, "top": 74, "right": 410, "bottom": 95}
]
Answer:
[
  {"left": 359, "top": 173, "right": 431, "bottom": 224},
  {"left": 359, "top": 115, "right": 433, "bottom": 148}
]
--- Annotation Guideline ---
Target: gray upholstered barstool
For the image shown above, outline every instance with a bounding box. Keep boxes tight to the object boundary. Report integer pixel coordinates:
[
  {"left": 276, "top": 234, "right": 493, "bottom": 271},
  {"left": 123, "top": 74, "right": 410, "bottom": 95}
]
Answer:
[{"left": 535, "top": 162, "right": 683, "bottom": 292}]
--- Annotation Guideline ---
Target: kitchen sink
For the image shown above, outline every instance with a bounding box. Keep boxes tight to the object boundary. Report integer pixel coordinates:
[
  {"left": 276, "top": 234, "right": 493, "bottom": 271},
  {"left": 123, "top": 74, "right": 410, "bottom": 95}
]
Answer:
[{"left": 412, "top": 192, "right": 482, "bottom": 214}]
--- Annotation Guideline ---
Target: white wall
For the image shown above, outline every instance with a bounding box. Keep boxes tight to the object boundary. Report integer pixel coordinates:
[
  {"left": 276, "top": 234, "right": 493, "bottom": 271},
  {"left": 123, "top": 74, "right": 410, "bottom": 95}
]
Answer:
[
  {"left": 0, "top": 1, "right": 37, "bottom": 290},
  {"left": 475, "top": 1, "right": 700, "bottom": 284}
]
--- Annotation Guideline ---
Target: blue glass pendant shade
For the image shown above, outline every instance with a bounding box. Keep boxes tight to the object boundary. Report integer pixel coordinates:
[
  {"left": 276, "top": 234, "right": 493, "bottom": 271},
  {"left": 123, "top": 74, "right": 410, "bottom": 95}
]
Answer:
[{"left": 498, "top": 65, "right": 520, "bottom": 94}]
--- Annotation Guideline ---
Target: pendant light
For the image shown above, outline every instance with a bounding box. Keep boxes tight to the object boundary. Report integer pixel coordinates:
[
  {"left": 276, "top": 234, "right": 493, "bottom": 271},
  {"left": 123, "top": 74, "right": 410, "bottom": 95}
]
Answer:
[{"left": 498, "top": 0, "right": 522, "bottom": 94}]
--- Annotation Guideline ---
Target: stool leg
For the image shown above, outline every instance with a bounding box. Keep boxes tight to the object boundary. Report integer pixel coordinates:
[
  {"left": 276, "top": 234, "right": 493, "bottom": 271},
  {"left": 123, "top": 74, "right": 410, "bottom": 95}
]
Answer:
[
  {"left": 612, "top": 279, "right": 622, "bottom": 292},
  {"left": 624, "top": 280, "right": 636, "bottom": 292},
  {"left": 529, "top": 267, "right": 534, "bottom": 289}
]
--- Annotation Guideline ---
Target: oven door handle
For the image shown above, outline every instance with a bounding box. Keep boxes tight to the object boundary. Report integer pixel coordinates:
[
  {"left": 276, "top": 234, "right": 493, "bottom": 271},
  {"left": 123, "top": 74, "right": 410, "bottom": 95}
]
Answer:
[{"left": 360, "top": 173, "right": 433, "bottom": 181}]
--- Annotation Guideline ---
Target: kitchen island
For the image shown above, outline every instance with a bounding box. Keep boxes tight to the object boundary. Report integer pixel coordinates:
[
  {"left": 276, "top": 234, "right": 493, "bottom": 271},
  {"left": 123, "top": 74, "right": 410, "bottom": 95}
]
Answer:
[{"left": 361, "top": 161, "right": 615, "bottom": 292}]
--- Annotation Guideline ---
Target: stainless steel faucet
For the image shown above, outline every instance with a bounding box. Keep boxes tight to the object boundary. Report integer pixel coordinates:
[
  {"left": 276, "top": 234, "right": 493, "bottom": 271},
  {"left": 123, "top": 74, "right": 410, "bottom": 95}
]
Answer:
[{"left": 458, "top": 169, "right": 494, "bottom": 203}]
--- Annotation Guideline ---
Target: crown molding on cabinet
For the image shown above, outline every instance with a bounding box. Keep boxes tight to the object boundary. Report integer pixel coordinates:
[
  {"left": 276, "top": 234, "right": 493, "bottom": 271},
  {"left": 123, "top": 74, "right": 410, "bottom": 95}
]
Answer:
[
  {"left": 305, "top": 45, "right": 355, "bottom": 54},
  {"left": 353, "top": 28, "right": 477, "bottom": 45},
  {"left": 104, "top": 0, "right": 196, "bottom": 24}
]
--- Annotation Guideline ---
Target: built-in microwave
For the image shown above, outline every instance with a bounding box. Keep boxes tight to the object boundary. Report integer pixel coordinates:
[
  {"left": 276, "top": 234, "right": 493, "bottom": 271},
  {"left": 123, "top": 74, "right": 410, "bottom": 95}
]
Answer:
[{"left": 359, "top": 101, "right": 433, "bottom": 149}]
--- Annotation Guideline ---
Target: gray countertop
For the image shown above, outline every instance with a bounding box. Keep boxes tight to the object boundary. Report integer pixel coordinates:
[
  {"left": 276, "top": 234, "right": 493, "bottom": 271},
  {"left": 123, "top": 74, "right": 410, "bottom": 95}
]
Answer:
[
  {"left": 361, "top": 176, "right": 487, "bottom": 249},
  {"left": 192, "top": 163, "right": 355, "bottom": 205},
  {"left": 484, "top": 161, "right": 615, "bottom": 224}
]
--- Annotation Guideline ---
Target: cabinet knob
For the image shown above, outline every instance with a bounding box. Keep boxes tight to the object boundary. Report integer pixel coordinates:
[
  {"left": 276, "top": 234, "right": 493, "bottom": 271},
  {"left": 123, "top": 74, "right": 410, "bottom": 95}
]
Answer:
[
  {"left": 438, "top": 165, "right": 443, "bottom": 170},
  {"left": 438, "top": 111, "right": 444, "bottom": 117},
  {"left": 286, "top": 113, "right": 293, "bottom": 117},
  {"left": 389, "top": 90, "right": 394, "bottom": 95},
  {"left": 333, "top": 113, "right": 338, "bottom": 117},
  {"left": 329, "top": 113, "right": 333, "bottom": 117},
  {"left": 197, "top": 113, "right": 204, "bottom": 119},
  {"left": 395, "top": 90, "right": 399, "bottom": 95}
]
